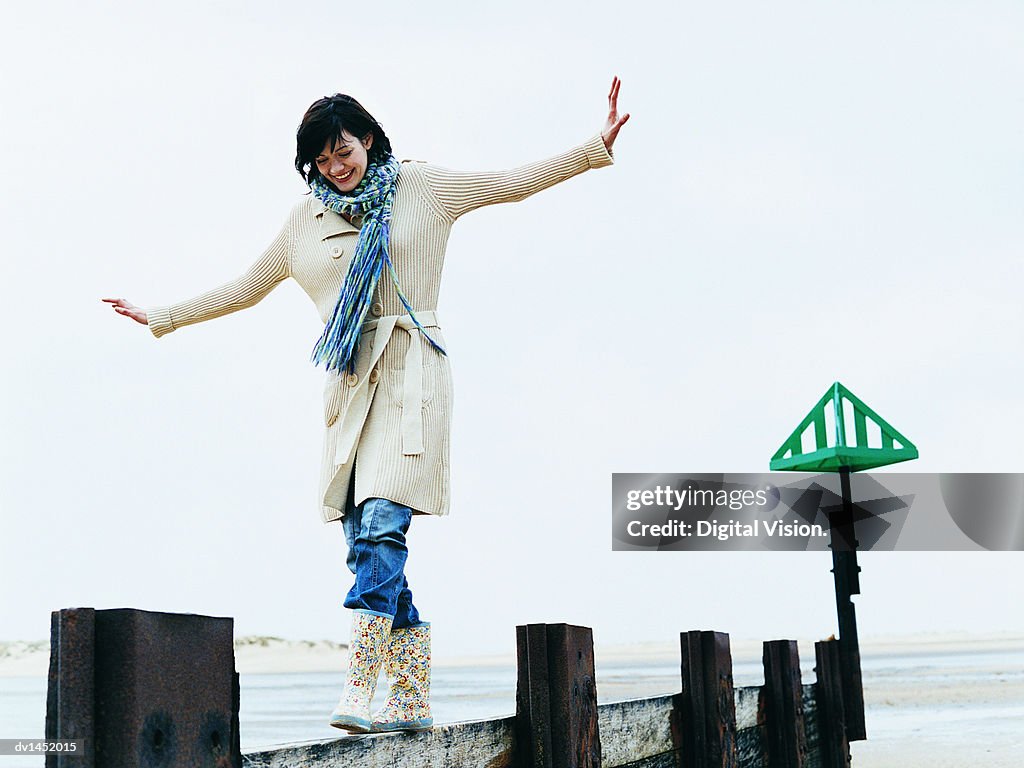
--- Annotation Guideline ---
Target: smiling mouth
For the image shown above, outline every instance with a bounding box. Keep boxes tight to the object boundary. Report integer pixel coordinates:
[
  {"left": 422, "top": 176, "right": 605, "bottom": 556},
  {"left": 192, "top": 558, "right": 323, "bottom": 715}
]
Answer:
[{"left": 331, "top": 169, "right": 354, "bottom": 183}]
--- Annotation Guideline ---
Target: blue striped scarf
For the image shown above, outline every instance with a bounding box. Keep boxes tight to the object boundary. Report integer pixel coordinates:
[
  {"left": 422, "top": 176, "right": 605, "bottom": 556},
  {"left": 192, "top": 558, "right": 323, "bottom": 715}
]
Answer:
[{"left": 309, "top": 157, "right": 445, "bottom": 374}]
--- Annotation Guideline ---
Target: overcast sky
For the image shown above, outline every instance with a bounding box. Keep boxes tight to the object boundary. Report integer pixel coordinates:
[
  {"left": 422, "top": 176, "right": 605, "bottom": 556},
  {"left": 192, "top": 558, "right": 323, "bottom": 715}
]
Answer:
[{"left": 1, "top": 0, "right": 1022, "bottom": 659}]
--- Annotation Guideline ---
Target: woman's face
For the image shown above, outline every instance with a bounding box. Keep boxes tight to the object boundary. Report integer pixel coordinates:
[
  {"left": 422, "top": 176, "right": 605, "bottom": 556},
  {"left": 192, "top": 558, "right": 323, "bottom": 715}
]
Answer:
[{"left": 316, "top": 130, "right": 373, "bottom": 193}]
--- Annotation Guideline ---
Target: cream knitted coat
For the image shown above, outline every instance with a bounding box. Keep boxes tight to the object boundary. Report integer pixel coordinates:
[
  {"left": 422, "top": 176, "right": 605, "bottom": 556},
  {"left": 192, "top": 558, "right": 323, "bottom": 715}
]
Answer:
[{"left": 148, "top": 134, "right": 613, "bottom": 523}]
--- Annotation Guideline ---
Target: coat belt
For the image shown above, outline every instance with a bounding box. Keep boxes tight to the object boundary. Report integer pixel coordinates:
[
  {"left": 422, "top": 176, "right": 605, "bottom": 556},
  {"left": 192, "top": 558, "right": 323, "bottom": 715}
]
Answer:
[{"left": 332, "top": 310, "right": 440, "bottom": 466}]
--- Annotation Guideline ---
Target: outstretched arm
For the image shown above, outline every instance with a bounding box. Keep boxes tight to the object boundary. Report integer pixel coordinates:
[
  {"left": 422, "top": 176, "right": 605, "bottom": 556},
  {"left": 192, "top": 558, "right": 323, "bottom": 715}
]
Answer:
[
  {"left": 104, "top": 215, "right": 292, "bottom": 338},
  {"left": 418, "top": 77, "right": 629, "bottom": 221}
]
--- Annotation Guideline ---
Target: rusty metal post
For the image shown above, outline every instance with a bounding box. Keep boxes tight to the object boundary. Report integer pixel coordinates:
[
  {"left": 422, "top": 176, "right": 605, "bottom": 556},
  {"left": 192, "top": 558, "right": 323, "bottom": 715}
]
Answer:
[
  {"left": 44, "top": 607, "right": 240, "bottom": 768},
  {"left": 678, "top": 630, "right": 737, "bottom": 768},
  {"left": 761, "top": 640, "right": 807, "bottom": 768},
  {"left": 515, "top": 623, "right": 600, "bottom": 768}
]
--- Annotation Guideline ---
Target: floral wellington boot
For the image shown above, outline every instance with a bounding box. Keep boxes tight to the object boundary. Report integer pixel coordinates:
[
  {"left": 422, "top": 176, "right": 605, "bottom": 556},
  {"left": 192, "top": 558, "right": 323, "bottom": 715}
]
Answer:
[
  {"left": 330, "top": 610, "right": 394, "bottom": 732},
  {"left": 371, "top": 622, "right": 433, "bottom": 732}
]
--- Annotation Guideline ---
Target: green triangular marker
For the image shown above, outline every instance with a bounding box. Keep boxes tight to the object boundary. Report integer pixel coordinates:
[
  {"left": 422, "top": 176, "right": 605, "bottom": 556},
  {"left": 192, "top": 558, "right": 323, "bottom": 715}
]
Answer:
[{"left": 770, "top": 382, "right": 918, "bottom": 472}]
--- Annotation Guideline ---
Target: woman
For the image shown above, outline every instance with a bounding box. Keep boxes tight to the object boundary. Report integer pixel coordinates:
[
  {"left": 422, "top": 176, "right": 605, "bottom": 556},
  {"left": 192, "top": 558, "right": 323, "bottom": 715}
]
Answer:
[{"left": 104, "top": 78, "right": 629, "bottom": 734}]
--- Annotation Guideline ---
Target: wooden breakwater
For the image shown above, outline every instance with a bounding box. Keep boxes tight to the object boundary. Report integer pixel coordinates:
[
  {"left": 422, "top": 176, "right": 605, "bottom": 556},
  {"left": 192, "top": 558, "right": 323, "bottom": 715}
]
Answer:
[
  {"left": 46, "top": 609, "right": 856, "bottom": 768},
  {"left": 243, "top": 625, "right": 855, "bottom": 768}
]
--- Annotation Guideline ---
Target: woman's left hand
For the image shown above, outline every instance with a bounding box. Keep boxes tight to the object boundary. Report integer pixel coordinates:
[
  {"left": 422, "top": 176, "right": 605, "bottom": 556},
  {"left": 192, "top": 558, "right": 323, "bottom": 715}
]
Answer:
[{"left": 601, "top": 76, "right": 630, "bottom": 153}]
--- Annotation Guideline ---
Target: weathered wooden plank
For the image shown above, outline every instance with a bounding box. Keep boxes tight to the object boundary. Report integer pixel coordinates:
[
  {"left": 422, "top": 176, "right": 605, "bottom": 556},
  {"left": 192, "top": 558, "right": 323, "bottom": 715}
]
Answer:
[
  {"left": 801, "top": 685, "right": 822, "bottom": 768},
  {"left": 595, "top": 692, "right": 812, "bottom": 768},
  {"left": 735, "top": 723, "right": 766, "bottom": 768},
  {"left": 680, "top": 630, "right": 738, "bottom": 768},
  {"left": 761, "top": 640, "right": 807, "bottom": 767},
  {"left": 813, "top": 641, "right": 850, "bottom": 768},
  {"left": 614, "top": 752, "right": 680, "bottom": 768},
  {"left": 240, "top": 682, "right": 830, "bottom": 768},
  {"left": 241, "top": 716, "right": 517, "bottom": 768},
  {"left": 597, "top": 694, "right": 677, "bottom": 767},
  {"left": 736, "top": 684, "right": 821, "bottom": 768},
  {"left": 737, "top": 684, "right": 766, "bottom": 768},
  {"left": 596, "top": 693, "right": 795, "bottom": 768},
  {"left": 594, "top": 686, "right": 819, "bottom": 768},
  {"left": 733, "top": 687, "right": 761, "bottom": 731}
]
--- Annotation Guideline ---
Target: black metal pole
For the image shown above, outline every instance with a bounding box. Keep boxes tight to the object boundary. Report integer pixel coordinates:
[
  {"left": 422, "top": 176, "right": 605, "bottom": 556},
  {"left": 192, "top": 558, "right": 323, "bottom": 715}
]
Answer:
[{"left": 830, "top": 467, "right": 866, "bottom": 741}]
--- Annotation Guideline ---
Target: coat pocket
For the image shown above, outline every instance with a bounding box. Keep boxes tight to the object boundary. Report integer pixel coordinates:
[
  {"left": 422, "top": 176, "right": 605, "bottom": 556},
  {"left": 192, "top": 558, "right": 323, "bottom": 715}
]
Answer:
[{"left": 381, "top": 366, "right": 437, "bottom": 408}]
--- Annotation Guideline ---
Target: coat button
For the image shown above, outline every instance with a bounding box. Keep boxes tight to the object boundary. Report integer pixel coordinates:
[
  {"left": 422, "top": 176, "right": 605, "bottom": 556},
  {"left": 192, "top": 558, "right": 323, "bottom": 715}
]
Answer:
[
  {"left": 369, "top": 369, "right": 380, "bottom": 384},
  {"left": 330, "top": 245, "right": 344, "bottom": 259},
  {"left": 371, "top": 302, "right": 384, "bottom": 317},
  {"left": 346, "top": 373, "right": 358, "bottom": 387}
]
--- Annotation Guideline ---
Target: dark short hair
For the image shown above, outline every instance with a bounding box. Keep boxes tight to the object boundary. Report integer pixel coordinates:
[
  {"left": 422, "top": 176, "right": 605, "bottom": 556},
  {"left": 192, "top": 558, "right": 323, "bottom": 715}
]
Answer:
[{"left": 294, "top": 94, "right": 393, "bottom": 185}]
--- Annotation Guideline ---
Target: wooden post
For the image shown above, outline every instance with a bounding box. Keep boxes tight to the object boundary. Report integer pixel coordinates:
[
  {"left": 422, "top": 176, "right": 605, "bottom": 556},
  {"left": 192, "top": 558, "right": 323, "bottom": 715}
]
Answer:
[
  {"left": 46, "top": 608, "right": 95, "bottom": 767},
  {"left": 515, "top": 623, "right": 600, "bottom": 768},
  {"left": 761, "top": 640, "right": 807, "bottom": 768},
  {"left": 678, "top": 630, "right": 737, "bottom": 768},
  {"left": 814, "top": 640, "right": 851, "bottom": 768},
  {"left": 44, "top": 608, "right": 241, "bottom": 768},
  {"left": 516, "top": 624, "right": 553, "bottom": 768}
]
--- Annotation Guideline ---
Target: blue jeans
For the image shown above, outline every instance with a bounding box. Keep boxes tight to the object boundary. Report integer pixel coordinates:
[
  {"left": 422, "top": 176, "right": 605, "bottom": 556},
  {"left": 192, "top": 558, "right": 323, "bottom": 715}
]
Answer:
[{"left": 342, "top": 496, "right": 422, "bottom": 629}]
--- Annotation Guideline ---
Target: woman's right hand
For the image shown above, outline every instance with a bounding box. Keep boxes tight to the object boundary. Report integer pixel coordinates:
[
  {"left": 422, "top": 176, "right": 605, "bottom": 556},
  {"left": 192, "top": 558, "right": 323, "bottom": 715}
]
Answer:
[
  {"left": 601, "top": 76, "right": 630, "bottom": 153},
  {"left": 102, "top": 297, "right": 149, "bottom": 325}
]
